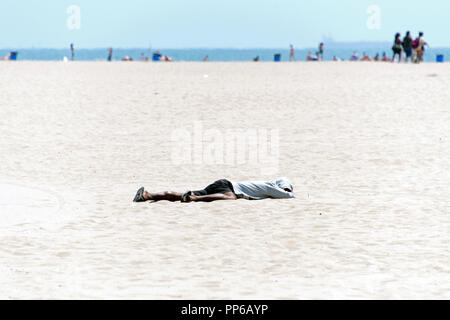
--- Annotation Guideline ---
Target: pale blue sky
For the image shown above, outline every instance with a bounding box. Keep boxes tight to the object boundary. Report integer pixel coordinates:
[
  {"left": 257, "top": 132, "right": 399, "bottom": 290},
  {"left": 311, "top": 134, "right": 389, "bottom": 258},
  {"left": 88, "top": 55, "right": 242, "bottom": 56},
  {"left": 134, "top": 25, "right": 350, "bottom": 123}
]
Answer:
[{"left": 0, "top": 0, "right": 448, "bottom": 48}]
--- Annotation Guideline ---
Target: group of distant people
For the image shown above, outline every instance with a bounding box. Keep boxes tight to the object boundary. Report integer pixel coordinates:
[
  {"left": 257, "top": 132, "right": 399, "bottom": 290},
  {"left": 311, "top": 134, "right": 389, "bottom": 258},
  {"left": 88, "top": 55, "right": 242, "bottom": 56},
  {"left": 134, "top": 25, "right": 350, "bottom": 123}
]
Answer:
[
  {"left": 392, "top": 31, "right": 428, "bottom": 63},
  {"left": 347, "top": 51, "right": 390, "bottom": 62},
  {"left": 12, "top": 38, "right": 431, "bottom": 63},
  {"left": 290, "top": 43, "right": 324, "bottom": 61},
  {"left": 120, "top": 51, "right": 173, "bottom": 62},
  {"left": 68, "top": 44, "right": 173, "bottom": 62},
  {"left": 288, "top": 32, "right": 429, "bottom": 63},
  {"left": 347, "top": 32, "right": 429, "bottom": 63}
]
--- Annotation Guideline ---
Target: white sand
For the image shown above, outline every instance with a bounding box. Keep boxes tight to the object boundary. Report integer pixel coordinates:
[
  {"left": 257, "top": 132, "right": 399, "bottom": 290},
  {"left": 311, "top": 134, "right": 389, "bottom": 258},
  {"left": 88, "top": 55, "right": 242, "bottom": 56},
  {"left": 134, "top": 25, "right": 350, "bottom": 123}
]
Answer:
[{"left": 0, "top": 61, "right": 449, "bottom": 299}]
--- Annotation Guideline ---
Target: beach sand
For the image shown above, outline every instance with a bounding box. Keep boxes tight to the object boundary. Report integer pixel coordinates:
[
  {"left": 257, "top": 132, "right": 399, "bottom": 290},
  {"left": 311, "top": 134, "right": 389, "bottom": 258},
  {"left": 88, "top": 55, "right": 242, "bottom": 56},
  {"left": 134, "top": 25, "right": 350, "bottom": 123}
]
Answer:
[{"left": 0, "top": 61, "right": 449, "bottom": 299}]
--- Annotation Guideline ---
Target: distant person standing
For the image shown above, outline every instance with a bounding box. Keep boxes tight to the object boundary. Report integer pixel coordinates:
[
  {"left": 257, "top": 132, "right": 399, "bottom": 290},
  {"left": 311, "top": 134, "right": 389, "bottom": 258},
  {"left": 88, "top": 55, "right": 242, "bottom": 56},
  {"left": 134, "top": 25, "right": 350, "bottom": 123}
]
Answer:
[
  {"left": 289, "top": 44, "right": 296, "bottom": 61},
  {"left": 414, "top": 32, "right": 428, "bottom": 63},
  {"left": 411, "top": 35, "right": 419, "bottom": 62},
  {"left": 318, "top": 43, "right": 324, "bottom": 60},
  {"left": 203, "top": 55, "right": 209, "bottom": 62},
  {"left": 70, "top": 43, "right": 75, "bottom": 61},
  {"left": 402, "top": 31, "right": 413, "bottom": 63},
  {"left": 107, "top": 48, "right": 113, "bottom": 61},
  {"left": 391, "top": 33, "right": 403, "bottom": 63},
  {"left": 382, "top": 52, "right": 389, "bottom": 62}
]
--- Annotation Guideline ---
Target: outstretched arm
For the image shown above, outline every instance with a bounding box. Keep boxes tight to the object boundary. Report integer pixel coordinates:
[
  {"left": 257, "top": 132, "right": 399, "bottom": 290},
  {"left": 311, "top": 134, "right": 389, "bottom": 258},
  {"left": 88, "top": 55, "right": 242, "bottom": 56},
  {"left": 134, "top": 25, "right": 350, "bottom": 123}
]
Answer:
[{"left": 267, "top": 187, "right": 296, "bottom": 199}]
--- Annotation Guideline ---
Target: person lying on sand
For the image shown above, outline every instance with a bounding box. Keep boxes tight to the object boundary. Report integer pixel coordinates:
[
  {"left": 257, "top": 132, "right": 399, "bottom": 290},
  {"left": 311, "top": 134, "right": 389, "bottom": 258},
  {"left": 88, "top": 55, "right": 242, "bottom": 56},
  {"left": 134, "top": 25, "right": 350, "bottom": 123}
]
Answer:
[{"left": 133, "top": 177, "right": 295, "bottom": 203}]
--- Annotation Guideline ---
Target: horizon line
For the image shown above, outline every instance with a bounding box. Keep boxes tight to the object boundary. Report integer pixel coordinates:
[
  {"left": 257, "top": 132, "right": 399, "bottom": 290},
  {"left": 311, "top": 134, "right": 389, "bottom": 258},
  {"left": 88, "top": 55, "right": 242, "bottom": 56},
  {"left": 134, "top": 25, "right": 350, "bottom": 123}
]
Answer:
[
  {"left": 0, "top": 42, "right": 391, "bottom": 50},
  {"left": 5, "top": 46, "right": 450, "bottom": 51},
  {"left": 3, "top": 42, "right": 450, "bottom": 51}
]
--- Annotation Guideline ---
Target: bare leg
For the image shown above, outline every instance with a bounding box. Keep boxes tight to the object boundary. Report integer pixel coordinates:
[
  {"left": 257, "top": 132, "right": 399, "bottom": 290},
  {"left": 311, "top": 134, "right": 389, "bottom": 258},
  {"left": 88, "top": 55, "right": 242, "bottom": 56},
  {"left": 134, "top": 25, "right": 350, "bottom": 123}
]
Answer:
[
  {"left": 143, "top": 190, "right": 182, "bottom": 202},
  {"left": 189, "top": 192, "right": 237, "bottom": 202}
]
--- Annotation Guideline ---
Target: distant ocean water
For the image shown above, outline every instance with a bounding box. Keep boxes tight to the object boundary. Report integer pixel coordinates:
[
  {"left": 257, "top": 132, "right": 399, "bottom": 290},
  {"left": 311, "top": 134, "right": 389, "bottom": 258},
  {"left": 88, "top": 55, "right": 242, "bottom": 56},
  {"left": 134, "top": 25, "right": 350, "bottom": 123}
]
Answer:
[{"left": 1, "top": 47, "right": 449, "bottom": 62}]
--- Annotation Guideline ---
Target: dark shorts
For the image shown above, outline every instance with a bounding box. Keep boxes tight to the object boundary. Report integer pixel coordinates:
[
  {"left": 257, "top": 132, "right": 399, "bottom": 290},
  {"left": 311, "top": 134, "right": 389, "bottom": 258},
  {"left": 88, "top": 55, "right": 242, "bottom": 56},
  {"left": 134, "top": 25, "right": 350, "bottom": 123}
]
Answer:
[
  {"left": 192, "top": 179, "right": 235, "bottom": 196},
  {"left": 393, "top": 47, "right": 402, "bottom": 55},
  {"left": 404, "top": 48, "right": 412, "bottom": 57}
]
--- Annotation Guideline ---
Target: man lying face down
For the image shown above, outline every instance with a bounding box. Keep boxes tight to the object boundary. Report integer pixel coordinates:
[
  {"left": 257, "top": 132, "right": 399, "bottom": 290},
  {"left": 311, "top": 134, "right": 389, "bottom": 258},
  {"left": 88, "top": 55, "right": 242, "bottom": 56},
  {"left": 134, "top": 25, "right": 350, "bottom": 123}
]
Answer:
[{"left": 133, "top": 177, "right": 295, "bottom": 203}]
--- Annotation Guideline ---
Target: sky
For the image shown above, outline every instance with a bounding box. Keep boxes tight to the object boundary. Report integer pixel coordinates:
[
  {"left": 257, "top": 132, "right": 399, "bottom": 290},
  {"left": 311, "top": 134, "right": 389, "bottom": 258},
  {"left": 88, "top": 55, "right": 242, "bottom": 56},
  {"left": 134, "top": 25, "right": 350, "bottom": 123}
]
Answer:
[{"left": 0, "top": 0, "right": 448, "bottom": 48}]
